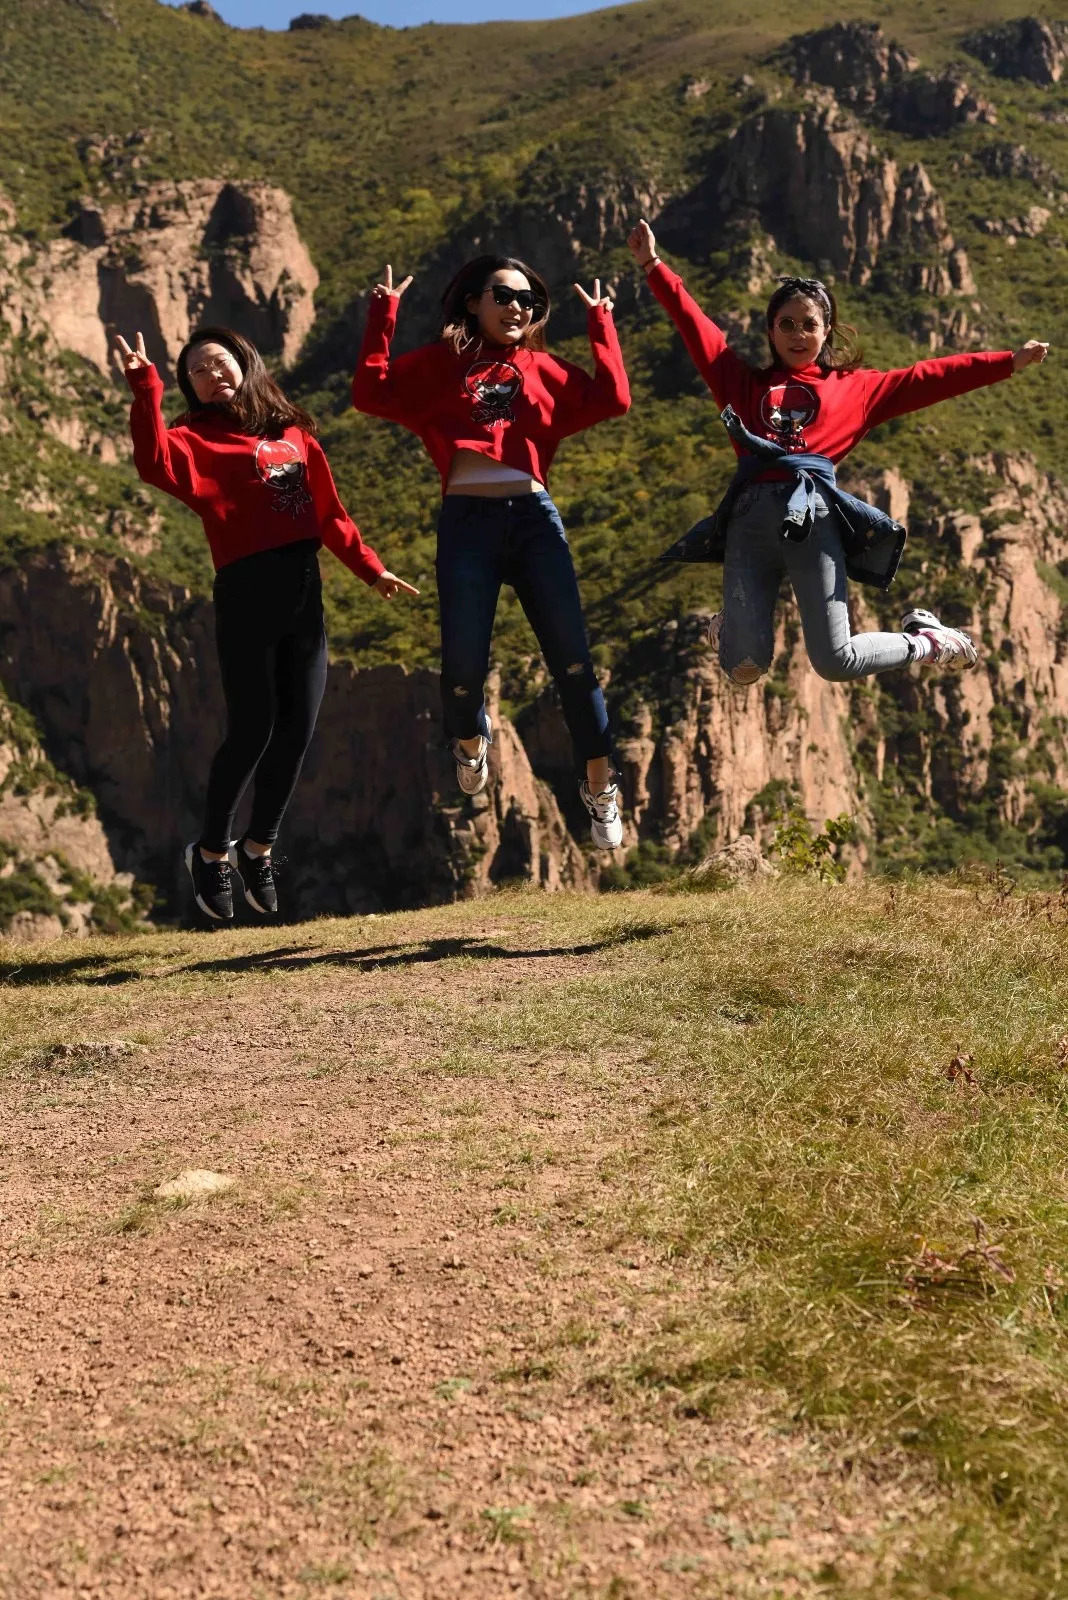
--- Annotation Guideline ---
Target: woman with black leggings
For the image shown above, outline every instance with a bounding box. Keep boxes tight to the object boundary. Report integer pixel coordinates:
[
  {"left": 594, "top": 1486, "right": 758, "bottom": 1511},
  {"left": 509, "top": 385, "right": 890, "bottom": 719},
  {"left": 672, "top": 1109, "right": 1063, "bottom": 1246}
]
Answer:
[{"left": 118, "top": 325, "right": 417, "bottom": 921}]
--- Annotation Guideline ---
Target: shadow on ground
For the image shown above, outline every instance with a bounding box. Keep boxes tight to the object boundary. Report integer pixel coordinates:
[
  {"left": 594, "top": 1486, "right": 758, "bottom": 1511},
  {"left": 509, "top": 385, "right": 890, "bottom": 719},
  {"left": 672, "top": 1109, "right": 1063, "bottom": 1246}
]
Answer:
[{"left": 0, "top": 924, "right": 670, "bottom": 989}]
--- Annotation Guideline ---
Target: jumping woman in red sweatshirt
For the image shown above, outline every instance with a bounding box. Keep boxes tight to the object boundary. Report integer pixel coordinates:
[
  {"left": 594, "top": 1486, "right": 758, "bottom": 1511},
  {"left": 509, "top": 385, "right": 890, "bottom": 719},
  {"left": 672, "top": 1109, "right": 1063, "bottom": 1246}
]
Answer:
[
  {"left": 627, "top": 219, "right": 1049, "bottom": 685},
  {"left": 351, "top": 256, "right": 630, "bottom": 849},
  {"left": 117, "top": 326, "right": 417, "bottom": 922}
]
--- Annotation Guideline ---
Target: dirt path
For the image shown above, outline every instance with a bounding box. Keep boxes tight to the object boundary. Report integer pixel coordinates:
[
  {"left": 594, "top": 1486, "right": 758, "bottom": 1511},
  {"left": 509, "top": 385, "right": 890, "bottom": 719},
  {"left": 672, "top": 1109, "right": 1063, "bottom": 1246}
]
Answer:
[{"left": 0, "top": 903, "right": 921, "bottom": 1598}]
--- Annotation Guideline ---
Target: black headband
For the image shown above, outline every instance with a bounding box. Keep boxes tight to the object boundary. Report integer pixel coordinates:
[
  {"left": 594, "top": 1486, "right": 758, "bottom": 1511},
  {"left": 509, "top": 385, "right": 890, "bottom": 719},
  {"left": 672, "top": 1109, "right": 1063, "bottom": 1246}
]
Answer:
[{"left": 774, "top": 275, "right": 832, "bottom": 311}]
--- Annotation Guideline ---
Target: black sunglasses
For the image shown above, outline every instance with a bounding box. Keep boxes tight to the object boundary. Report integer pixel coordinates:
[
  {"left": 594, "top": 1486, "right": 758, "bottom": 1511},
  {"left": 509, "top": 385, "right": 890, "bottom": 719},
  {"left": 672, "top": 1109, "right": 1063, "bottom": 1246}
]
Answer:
[{"left": 484, "top": 284, "right": 539, "bottom": 312}]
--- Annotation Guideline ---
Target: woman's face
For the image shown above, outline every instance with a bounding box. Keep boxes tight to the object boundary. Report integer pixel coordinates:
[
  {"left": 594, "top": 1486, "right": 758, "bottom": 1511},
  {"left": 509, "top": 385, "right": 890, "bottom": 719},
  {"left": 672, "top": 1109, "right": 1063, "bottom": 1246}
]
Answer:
[
  {"left": 769, "top": 295, "right": 827, "bottom": 370},
  {"left": 186, "top": 340, "right": 244, "bottom": 404},
  {"left": 466, "top": 268, "right": 537, "bottom": 346}
]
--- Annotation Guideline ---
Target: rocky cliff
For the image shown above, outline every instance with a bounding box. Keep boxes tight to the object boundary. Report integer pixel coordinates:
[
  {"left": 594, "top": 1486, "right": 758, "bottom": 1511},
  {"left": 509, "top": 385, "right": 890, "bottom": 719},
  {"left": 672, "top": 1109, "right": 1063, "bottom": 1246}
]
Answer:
[
  {"left": 778, "top": 22, "right": 998, "bottom": 134},
  {"left": 963, "top": 17, "right": 1068, "bottom": 85},
  {"left": 1, "top": 180, "right": 318, "bottom": 379},
  {"left": 714, "top": 99, "right": 976, "bottom": 295},
  {"left": 0, "top": 686, "right": 146, "bottom": 942}
]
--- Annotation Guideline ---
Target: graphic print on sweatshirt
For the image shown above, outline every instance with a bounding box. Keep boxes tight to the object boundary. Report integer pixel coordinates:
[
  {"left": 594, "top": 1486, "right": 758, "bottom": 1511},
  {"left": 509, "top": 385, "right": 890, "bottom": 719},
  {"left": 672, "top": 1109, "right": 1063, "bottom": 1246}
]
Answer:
[
  {"left": 464, "top": 358, "right": 523, "bottom": 427},
  {"left": 760, "top": 380, "right": 819, "bottom": 452},
  {"left": 254, "top": 438, "right": 313, "bottom": 517}
]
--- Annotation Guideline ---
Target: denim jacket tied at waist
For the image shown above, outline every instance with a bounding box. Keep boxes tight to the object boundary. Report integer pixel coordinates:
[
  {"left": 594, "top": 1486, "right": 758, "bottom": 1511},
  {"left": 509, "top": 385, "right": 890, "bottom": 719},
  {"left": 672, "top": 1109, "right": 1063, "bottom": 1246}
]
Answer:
[{"left": 659, "top": 405, "right": 907, "bottom": 592}]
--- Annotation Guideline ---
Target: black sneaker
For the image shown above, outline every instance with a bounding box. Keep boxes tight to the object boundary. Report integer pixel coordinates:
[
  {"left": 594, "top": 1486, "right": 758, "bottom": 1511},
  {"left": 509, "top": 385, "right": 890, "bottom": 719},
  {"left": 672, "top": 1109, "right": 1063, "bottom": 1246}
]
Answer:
[
  {"left": 230, "top": 840, "right": 278, "bottom": 915},
  {"left": 184, "top": 843, "right": 234, "bottom": 921}
]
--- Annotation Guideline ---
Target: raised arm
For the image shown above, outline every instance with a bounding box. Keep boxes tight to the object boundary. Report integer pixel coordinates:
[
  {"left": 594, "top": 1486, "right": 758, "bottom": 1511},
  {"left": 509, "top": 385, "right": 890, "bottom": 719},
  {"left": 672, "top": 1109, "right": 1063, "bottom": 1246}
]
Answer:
[
  {"left": 116, "top": 332, "right": 200, "bottom": 504},
  {"left": 863, "top": 340, "right": 1047, "bottom": 427},
  {"left": 627, "top": 219, "right": 749, "bottom": 406},
  {"left": 554, "top": 280, "right": 631, "bottom": 436},
  {"left": 350, "top": 265, "right": 435, "bottom": 425}
]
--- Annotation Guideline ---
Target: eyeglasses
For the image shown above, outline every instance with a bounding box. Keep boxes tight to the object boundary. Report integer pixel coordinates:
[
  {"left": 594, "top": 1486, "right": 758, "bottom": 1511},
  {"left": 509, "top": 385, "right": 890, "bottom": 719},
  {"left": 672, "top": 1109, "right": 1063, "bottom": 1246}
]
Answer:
[
  {"left": 191, "top": 356, "right": 236, "bottom": 375},
  {"left": 484, "top": 285, "right": 538, "bottom": 312},
  {"left": 774, "top": 315, "right": 823, "bottom": 336}
]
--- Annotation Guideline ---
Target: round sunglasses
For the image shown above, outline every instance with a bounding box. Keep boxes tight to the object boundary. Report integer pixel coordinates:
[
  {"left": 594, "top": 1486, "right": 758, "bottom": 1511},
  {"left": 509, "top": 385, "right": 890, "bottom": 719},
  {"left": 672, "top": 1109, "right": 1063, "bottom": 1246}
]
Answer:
[{"left": 774, "top": 314, "right": 824, "bottom": 335}]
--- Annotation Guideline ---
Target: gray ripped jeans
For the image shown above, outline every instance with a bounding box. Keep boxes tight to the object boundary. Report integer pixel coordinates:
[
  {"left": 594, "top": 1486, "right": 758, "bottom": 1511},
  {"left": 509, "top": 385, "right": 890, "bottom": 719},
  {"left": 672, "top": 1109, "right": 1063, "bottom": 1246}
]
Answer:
[{"left": 719, "top": 481, "right": 912, "bottom": 684}]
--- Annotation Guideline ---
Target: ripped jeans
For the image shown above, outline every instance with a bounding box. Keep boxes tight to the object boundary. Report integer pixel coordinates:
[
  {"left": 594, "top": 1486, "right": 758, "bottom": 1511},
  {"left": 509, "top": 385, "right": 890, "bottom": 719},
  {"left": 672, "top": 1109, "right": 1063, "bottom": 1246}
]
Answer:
[
  {"left": 720, "top": 481, "right": 912, "bottom": 684},
  {"left": 435, "top": 491, "right": 612, "bottom": 770}
]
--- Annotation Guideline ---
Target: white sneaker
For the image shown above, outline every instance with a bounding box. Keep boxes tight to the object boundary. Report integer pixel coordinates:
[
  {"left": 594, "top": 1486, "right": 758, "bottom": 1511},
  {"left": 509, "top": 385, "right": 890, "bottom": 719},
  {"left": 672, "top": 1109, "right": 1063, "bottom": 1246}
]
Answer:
[
  {"left": 580, "top": 779, "right": 623, "bottom": 850},
  {"left": 902, "top": 608, "right": 978, "bottom": 671},
  {"left": 452, "top": 720, "right": 491, "bottom": 795}
]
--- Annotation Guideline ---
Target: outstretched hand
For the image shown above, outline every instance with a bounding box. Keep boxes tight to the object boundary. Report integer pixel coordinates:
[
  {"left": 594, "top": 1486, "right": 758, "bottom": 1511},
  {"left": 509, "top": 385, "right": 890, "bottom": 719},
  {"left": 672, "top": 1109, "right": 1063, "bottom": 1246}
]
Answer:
[
  {"left": 627, "top": 219, "right": 657, "bottom": 268},
  {"left": 114, "top": 331, "right": 151, "bottom": 375},
  {"left": 371, "top": 264, "right": 413, "bottom": 302},
  {"left": 1013, "top": 339, "right": 1050, "bottom": 372},
  {"left": 374, "top": 571, "right": 420, "bottom": 600},
  {"left": 573, "top": 278, "right": 614, "bottom": 311}
]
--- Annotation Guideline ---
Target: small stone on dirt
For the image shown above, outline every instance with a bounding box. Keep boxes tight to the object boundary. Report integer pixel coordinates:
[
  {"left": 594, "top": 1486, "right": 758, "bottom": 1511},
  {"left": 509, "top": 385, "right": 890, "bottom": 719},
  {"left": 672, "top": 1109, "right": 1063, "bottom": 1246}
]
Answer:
[{"left": 154, "top": 1169, "right": 236, "bottom": 1200}]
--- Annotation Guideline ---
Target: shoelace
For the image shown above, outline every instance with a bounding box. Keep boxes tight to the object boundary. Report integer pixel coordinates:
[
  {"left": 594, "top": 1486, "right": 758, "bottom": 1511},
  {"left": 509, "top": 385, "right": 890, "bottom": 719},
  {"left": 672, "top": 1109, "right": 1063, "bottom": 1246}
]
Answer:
[
  {"left": 586, "top": 785, "right": 619, "bottom": 820},
  {"left": 204, "top": 857, "right": 232, "bottom": 885},
  {"left": 243, "top": 851, "right": 284, "bottom": 882}
]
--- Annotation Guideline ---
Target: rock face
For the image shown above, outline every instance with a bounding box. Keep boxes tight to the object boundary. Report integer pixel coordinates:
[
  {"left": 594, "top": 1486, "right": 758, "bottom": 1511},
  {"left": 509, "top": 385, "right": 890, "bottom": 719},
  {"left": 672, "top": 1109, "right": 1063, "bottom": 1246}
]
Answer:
[
  {"left": 887, "top": 71, "right": 997, "bottom": 135},
  {"left": 0, "top": 688, "right": 141, "bottom": 941},
  {"left": 616, "top": 617, "right": 866, "bottom": 854},
  {"left": 520, "top": 612, "right": 866, "bottom": 854},
  {"left": 716, "top": 101, "right": 975, "bottom": 293},
  {"left": 0, "top": 551, "right": 590, "bottom": 916},
  {"left": 975, "top": 141, "right": 1062, "bottom": 191},
  {"left": 964, "top": 18, "right": 1068, "bottom": 85},
  {"left": 777, "top": 24, "right": 995, "bottom": 134},
  {"left": 903, "top": 454, "right": 1068, "bottom": 822},
  {"left": 2, "top": 180, "right": 319, "bottom": 379},
  {"left": 776, "top": 21, "right": 917, "bottom": 107}
]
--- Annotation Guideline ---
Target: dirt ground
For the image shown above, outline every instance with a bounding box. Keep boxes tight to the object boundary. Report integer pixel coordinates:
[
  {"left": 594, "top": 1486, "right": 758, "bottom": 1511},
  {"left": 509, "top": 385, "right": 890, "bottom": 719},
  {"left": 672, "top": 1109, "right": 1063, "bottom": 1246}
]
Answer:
[{"left": 0, "top": 901, "right": 927, "bottom": 1598}]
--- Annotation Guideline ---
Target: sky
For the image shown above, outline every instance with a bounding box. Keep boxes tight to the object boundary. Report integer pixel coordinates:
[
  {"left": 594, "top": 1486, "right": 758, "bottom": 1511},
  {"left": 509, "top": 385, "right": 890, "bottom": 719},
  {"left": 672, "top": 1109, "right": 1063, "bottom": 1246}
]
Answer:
[{"left": 169, "top": 1, "right": 637, "bottom": 27}]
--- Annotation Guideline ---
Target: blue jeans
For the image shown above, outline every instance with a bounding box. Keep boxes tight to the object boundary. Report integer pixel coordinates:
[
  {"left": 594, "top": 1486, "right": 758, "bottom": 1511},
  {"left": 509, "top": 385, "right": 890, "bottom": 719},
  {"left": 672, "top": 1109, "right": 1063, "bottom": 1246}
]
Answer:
[
  {"left": 436, "top": 491, "right": 612, "bottom": 769},
  {"left": 720, "top": 482, "right": 913, "bottom": 683}
]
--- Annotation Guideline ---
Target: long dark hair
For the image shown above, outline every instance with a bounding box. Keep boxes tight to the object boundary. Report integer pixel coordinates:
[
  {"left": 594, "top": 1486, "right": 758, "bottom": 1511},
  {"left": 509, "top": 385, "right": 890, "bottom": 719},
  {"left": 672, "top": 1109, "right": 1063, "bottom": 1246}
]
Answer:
[
  {"left": 440, "top": 255, "right": 551, "bottom": 355},
  {"left": 764, "top": 276, "right": 863, "bottom": 373},
  {"left": 174, "top": 326, "right": 318, "bottom": 436}
]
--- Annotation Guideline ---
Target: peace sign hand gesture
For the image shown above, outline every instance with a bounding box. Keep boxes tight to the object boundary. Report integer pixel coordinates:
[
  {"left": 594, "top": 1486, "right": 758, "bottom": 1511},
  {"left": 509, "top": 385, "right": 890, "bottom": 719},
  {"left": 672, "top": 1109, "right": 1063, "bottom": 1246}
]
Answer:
[
  {"left": 573, "top": 279, "right": 614, "bottom": 312},
  {"left": 371, "top": 264, "right": 414, "bottom": 302},
  {"left": 114, "top": 330, "right": 151, "bottom": 375}
]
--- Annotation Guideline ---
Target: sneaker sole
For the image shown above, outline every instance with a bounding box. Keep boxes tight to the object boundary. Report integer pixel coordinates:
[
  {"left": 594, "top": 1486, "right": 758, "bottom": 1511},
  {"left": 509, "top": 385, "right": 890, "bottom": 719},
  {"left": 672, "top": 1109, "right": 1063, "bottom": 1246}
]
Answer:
[
  {"left": 590, "top": 822, "right": 623, "bottom": 850},
  {"left": 457, "top": 766, "right": 489, "bottom": 795},
  {"left": 184, "top": 843, "right": 232, "bottom": 922}
]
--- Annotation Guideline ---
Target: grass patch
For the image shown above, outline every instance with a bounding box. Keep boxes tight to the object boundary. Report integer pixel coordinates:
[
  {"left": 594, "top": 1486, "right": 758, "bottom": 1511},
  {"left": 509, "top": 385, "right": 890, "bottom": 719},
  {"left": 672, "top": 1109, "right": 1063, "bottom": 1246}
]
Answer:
[{"left": 2, "top": 884, "right": 1068, "bottom": 1591}]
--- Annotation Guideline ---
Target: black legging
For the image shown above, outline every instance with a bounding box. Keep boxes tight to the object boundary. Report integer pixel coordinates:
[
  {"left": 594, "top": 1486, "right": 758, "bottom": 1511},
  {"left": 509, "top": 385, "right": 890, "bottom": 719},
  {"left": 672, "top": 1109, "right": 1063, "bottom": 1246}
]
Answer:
[{"left": 200, "top": 539, "right": 328, "bottom": 854}]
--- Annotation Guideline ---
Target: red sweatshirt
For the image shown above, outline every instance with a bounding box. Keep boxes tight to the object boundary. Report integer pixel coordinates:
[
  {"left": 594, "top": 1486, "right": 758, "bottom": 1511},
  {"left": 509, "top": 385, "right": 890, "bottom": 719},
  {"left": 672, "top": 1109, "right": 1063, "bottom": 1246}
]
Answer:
[
  {"left": 126, "top": 364, "right": 385, "bottom": 583},
  {"left": 351, "top": 296, "right": 631, "bottom": 490},
  {"left": 646, "top": 261, "right": 1015, "bottom": 461}
]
